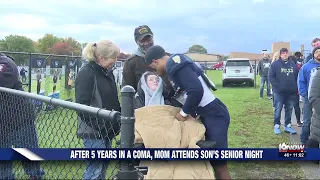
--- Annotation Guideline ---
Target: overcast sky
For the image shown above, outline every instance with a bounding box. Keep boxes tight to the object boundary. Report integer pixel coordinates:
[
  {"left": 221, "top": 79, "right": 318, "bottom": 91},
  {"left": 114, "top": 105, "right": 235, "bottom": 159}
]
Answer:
[{"left": 0, "top": 0, "right": 319, "bottom": 55}]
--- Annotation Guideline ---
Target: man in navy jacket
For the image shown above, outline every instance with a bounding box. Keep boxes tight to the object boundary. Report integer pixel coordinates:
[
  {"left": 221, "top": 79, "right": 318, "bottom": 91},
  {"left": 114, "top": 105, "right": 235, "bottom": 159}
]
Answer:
[
  {"left": 145, "top": 45, "right": 231, "bottom": 180},
  {"left": 0, "top": 53, "right": 44, "bottom": 179},
  {"left": 269, "top": 48, "right": 298, "bottom": 135}
]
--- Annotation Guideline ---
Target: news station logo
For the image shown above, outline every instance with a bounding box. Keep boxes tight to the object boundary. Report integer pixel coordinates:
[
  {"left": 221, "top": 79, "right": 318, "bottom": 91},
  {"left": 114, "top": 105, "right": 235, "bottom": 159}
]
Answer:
[{"left": 278, "top": 143, "right": 305, "bottom": 153}]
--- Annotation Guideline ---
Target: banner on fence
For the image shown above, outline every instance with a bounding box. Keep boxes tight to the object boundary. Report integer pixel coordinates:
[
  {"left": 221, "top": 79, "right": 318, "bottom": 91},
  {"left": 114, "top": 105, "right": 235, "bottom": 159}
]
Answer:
[
  {"left": 50, "top": 58, "right": 63, "bottom": 68},
  {"left": 115, "top": 61, "right": 122, "bottom": 68},
  {"left": 67, "top": 59, "right": 76, "bottom": 69},
  {"left": 31, "top": 58, "right": 47, "bottom": 68},
  {"left": 0, "top": 148, "right": 314, "bottom": 161}
]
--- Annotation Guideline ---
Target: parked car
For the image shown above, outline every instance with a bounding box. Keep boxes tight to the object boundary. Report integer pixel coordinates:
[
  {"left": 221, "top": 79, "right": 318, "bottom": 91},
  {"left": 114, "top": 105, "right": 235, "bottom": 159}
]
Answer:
[
  {"left": 222, "top": 58, "right": 254, "bottom": 87},
  {"left": 212, "top": 62, "right": 224, "bottom": 70}
]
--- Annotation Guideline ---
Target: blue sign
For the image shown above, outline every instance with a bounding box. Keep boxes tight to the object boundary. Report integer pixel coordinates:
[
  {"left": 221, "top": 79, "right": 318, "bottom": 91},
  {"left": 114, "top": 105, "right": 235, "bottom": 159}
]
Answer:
[
  {"left": 0, "top": 148, "right": 317, "bottom": 161},
  {"left": 31, "top": 58, "right": 46, "bottom": 68},
  {"left": 116, "top": 61, "right": 122, "bottom": 68},
  {"left": 50, "top": 59, "right": 63, "bottom": 68}
]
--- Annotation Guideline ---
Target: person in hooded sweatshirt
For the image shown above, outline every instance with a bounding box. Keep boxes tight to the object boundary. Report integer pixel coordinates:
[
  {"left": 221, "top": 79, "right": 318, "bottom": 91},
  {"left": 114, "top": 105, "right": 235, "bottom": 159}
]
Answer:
[
  {"left": 295, "top": 52, "right": 304, "bottom": 102},
  {"left": 122, "top": 25, "right": 174, "bottom": 104},
  {"left": 134, "top": 71, "right": 165, "bottom": 109},
  {"left": 294, "top": 52, "right": 304, "bottom": 64},
  {"left": 269, "top": 48, "right": 298, "bottom": 135},
  {"left": 257, "top": 52, "right": 272, "bottom": 99},
  {"left": 298, "top": 46, "right": 320, "bottom": 145}
]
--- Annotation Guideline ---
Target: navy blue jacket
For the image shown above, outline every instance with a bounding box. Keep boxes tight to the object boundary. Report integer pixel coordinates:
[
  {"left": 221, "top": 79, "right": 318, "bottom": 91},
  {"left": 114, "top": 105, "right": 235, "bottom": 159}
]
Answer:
[
  {"left": 268, "top": 59, "right": 298, "bottom": 94},
  {"left": 0, "top": 53, "right": 23, "bottom": 90},
  {"left": 0, "top": 53, "right": 35, "bottom": 134},
  {"left": 166, "top": 54, "right": 205, "bottom": 115}
]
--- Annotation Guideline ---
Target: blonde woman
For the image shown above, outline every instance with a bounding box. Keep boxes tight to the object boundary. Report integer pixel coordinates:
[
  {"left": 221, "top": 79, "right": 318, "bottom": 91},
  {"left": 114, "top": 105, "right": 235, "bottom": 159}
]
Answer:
[
  {"left": 272, "top": 52, "right": 280, "bottom": 63},
  {"left": 75, "top": 40, "right": 121, "bottom": 180},
  {"left": 270, "top": 52, "right": 279, "bottom": 106}
]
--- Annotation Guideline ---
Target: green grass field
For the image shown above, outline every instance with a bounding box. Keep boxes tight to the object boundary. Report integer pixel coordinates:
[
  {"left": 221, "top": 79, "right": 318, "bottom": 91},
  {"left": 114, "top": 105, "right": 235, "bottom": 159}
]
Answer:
[
  {"left": 13, "top": 70, "right": 304, "bottom": 179},
  {"left": 205, "top": 70, "right": 305, "bottom": 179},
  {"left": 29, "top": 75, "right": 75, "bottom": 100}
]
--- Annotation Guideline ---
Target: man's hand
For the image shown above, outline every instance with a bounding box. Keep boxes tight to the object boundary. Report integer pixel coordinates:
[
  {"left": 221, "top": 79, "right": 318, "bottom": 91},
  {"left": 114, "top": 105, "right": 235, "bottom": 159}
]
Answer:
[{"left": 175, "top": 113, "right": 187, "bottom": 122}]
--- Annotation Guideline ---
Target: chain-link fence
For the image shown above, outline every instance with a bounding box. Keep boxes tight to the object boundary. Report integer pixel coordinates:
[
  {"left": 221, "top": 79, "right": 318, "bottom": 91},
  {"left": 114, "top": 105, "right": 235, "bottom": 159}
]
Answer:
[
  {"left": 0, "top": 86, "right": 123, "bottom": 179},
  {"left": 1, "top": 51, "right": 126, "bottom": 99},
  {"left": 0, "top": 51, "right": 83, "bottom": 100}
]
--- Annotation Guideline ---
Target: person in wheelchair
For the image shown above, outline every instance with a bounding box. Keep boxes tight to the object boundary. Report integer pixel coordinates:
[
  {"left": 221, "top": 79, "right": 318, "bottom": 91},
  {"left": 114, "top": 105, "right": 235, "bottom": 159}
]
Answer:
[
  {"left": 134, "top": 71, "right": 165, "bottom": 109},
  {"left": 133, "top": 71, "right": 216, "bottom": 149},
  {"left": 134, "top": 71, "right": 182, "bottom": 109}
]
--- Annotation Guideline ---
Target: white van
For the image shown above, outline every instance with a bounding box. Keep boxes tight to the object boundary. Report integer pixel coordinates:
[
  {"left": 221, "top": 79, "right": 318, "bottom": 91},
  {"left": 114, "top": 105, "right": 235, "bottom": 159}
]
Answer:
[{"left": 222, "top": 58, "right": 254, "bottom": 87}]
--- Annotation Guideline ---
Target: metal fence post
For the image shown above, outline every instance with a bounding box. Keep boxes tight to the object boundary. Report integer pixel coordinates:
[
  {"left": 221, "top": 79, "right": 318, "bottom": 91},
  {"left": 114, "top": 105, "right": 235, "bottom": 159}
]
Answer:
[
  {"left": 28, "top": 52, "right": 32, "bottom": 92},
  {"left": 113, "top": 85, "right": 147, "bottom": 180},
  {"left": 204, "top": 61, "right": 207, "bottom": 74}
]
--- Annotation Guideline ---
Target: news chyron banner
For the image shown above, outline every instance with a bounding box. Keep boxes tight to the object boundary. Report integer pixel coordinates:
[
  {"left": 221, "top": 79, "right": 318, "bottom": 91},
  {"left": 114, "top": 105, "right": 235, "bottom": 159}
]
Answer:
[{"left": 0, "top": 143, "right": 317, "bottom": 161}]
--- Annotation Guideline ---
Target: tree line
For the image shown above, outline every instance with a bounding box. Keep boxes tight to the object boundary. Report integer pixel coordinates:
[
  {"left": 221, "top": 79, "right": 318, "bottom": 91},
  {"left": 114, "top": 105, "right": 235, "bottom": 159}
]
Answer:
[
  {"left": 0, "top": 34, "right": 84, "bottom": 56},
  {"left": 0, "top": 34, "right": 130, "bottom": 65},
  {"left": 0, "top": 33, "right": 210, "bottom": 55},
  {"left": 0, "top": 34, "right": 223, "bottom": 65}
]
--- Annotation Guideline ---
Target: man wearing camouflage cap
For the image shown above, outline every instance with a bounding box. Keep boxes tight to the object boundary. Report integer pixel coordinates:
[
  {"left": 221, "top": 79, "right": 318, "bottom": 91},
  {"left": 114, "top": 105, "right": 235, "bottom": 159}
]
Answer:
[{"left": 122, "top": 25, "right": 174, "bottom": 103}]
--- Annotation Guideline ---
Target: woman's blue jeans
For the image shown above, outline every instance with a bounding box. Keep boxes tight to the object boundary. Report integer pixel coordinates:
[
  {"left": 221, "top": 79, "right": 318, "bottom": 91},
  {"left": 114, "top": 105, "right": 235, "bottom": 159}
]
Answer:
[{"left": 82, "top": 138, "right": 111, "bottom": 180}]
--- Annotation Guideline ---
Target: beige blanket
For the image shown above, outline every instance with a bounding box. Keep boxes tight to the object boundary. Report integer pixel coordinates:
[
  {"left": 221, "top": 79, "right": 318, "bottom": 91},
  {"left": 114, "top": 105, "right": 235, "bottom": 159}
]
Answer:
[{"left": 134, "top": 105, "right": 215, "bottom": 179}]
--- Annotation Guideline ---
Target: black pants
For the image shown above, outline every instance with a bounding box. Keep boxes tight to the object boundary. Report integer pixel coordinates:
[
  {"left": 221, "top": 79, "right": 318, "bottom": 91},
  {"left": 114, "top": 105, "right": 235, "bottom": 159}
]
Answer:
[
  {"left": 196, "top": 98, "right": 230, "bottom": 167},
  {"left": 53, "top": 83, "right": 57, "bottom": 92},
  {"left": 293, "top": 94, "right": 301, "bottom": 122},
  {"left": 21, "top": 76, "right": 26, "bottom": 83},
  {"left": 37, "top": 81, "right": 41, "bottom": 94}
]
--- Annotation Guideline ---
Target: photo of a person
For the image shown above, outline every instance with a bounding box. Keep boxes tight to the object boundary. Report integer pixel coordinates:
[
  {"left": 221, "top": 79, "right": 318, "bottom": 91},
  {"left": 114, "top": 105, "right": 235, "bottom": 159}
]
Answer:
[
  {"left": 53, "top": 70, "right": 58, "bottom": 93},
  {"left": 67, "top": 71, "right": 73, "bottom": 96},
  {"left": 134, "top": 71, "right": 164, "bottom": 109},
  {"left": 36, "top": 69, "right": 42, "bottom": 94},
  {"left": 20, "top": 67, "right": 27, "bottom": 83}
]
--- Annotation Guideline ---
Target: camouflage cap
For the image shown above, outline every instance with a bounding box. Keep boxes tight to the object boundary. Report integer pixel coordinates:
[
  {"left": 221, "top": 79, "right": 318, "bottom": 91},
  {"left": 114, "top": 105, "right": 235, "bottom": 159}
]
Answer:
[{"left": 134, "top": 25, "right": 153, "bottom": 41}]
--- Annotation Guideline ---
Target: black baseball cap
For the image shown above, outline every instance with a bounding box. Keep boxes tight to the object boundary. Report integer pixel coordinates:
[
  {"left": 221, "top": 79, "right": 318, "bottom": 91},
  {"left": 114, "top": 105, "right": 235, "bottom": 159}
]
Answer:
[
  {"left": 145, "top": 45, "right": 166, "bottom": 65},
  {"left": 134, "top": 25, "right": 153, "bottom": 41},
  {"left": 294, "top": 52, "right": 303, "bottom": 57}
]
